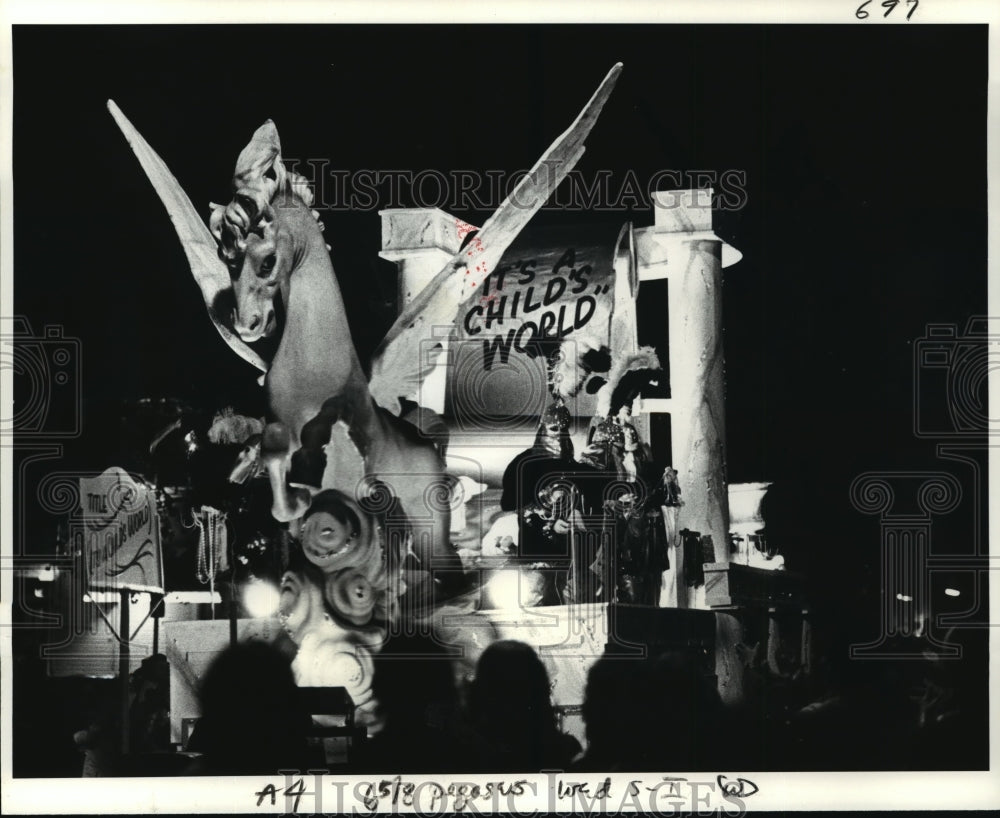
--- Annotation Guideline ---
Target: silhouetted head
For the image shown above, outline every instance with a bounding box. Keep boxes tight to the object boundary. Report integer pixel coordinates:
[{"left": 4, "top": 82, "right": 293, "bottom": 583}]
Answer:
[
  {"left": 467, "top": 640, "right": 581, "bottom": 771},
  {"left": 581, "top": 655, "right": 635, "bottom": 754},
  {"left": 194, "top": 641, "right": 309, "bottom": 774},
  {"left": 370, "top": 634, "right": 459, "bottom": 729},
  {"left": 470, "top": 641, "right": 556, "bottom": 736}
]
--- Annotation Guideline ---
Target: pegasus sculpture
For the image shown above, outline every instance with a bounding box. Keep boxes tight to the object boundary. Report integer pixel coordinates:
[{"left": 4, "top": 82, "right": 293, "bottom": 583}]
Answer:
[{"left": 108, "top": 63, "right": 622, "bottom": 702}]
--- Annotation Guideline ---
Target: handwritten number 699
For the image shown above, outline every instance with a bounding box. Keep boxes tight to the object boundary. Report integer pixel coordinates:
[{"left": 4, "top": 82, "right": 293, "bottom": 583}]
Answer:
[{"left": 856, "top": 0, "right": 918, "bottom": 19}]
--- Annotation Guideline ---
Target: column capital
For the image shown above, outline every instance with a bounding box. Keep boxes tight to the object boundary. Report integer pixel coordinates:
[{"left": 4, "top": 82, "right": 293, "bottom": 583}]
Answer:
[
  {"left": 378, "top": 207, "right": 474, "bottom": 262},
  {"left": 652, "top": 188, "right": 715, "bottom": 232},
  {"left": 635, "top": 188, "right": 742, "bottom": 279}
]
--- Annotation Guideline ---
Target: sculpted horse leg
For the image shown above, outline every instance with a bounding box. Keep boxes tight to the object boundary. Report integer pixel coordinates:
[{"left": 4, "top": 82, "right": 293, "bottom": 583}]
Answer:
[
  {"left": 261, "top": 422, "right": 311, "bottom": 522},
  {"left": 366, "top": 410, "right": 466, "bottom": 600},
  {"left": 289, "top": 398, "right": 345, "bottom": 489}
]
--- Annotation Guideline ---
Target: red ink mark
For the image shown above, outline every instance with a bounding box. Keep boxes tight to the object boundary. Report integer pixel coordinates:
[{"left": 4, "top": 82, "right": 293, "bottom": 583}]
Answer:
[
  {"left": 455, "top": 218, "right": 477, "bottom": 239},
  {"left": 455, "top": 217, "right": 484, "bottom": 253}
]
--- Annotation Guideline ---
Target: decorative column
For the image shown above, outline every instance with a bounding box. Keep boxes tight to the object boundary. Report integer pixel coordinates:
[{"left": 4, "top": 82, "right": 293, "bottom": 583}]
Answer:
[
  {"left": 635, "top": 190, "right": 742, "bottom": 607},
  {"left": 849, "top": 471, "right": 962, "bottom": 657},
  {"left": 378, "top": 207, "right": 469, "bottom": 413}
]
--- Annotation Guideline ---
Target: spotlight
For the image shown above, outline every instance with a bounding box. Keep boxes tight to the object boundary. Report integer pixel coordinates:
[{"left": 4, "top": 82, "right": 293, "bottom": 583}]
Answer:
[
  {"left": 242, "top": 578, "right": 281, "bottom": 618},
  {"left": 896, "top": 593, "right": 913, "bottom": 603},
  {"left": 944, "top": 588, "right": 960, "bottom": 597},
  {"left": 484, "top": 570, "right": 520, "bottom": 610},
  {"left": 483, "top": 568, "right": 545, "bottom": 610}
]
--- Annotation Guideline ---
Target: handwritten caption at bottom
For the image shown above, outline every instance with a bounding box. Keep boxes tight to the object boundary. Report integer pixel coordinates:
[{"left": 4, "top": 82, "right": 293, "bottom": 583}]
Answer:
[{"left": 254, "top": 771, "right": 758, "bottom": 814}]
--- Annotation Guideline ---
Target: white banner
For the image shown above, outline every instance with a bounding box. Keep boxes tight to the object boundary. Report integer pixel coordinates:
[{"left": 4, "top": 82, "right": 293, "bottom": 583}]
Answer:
[{"left": 79, "top": 467, "right": 164, "bottom": 593}]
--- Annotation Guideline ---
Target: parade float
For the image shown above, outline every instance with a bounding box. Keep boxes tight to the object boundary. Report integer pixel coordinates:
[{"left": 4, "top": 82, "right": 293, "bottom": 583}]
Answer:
[{"left": 55, "top": 62, "right": 808, "bottom": 758}]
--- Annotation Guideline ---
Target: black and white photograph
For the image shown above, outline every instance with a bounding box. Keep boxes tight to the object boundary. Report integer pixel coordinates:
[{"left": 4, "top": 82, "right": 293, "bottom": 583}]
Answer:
[{"left": 1, "top": 2, "right": 997, "bottom": 813}]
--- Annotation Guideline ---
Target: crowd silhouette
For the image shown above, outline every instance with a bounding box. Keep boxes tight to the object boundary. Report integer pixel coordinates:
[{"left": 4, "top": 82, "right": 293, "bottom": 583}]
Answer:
[
  {"left": 182, "top": 637, "right": 752, "bottom": 775},
  {"left": 73, "top": 627, "right": 982, "bottom": 776}
]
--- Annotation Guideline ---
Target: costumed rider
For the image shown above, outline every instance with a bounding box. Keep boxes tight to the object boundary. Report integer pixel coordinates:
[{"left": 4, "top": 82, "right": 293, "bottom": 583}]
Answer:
[
  {"left": 589, "top": 401, "right": 667, "bottom": 606},
  {"left": 599, "top": 463, "right": 680, "bottom": 606},
  {"left": 582, "top": 348, "right": 668, "bottom": 603},
  {"left": 585, "top": 400, "right": 649, "bottom": 484},
  {"left": 500, "top": 399, "right": 603, "bottom": 606}
]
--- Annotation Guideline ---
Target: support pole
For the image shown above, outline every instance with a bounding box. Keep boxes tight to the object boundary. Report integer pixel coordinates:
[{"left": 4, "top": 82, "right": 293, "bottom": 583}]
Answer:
[
  {"left": 118, "top": 588, "right": 131, "bottom": 756},
  {"left": 229, "top": 572, "right": 238, "bottom": 647}
]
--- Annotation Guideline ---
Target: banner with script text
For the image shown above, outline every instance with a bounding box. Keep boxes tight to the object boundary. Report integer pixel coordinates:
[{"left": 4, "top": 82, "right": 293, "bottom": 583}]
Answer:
[{"left": 79, "top": 467, "right": 164, "bottom": 593}]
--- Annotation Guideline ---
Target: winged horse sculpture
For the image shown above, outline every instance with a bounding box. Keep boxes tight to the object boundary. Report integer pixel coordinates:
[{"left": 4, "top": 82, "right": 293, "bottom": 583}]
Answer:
[{"left": 108, "top": 64, "right": 621, "bottom": 704}]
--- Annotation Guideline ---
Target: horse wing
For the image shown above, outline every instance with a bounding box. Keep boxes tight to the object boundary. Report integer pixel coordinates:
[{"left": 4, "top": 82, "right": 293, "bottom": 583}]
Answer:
[
  {"left": 107, "top": 100, "right": 269, "bottom": 375},
  {"left": 368, "top": 62, "right": 623, "bottom": 415}
]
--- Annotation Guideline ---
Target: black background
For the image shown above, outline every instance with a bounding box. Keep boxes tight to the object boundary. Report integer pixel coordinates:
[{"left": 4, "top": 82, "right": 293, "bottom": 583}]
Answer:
[{"left": 10, "top": 24, "right": 990, "bottom": 768}]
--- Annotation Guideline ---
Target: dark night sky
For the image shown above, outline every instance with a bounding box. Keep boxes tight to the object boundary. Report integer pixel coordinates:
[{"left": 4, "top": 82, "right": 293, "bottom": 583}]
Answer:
[{"left": 11, "top": 25, "right": 988, "bottom": 654}]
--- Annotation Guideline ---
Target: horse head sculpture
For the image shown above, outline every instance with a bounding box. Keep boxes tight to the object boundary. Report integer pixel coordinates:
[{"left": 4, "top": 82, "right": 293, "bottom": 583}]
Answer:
[
  {"left": 208, "top": 121, "right": 372, "bottom": 449},
  {"left": 209, "top": 121, "right": 319, "bottom": 343}
]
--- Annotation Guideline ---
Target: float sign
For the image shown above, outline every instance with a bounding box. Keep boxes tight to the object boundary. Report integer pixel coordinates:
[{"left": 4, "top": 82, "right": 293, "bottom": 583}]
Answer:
[{"left": 79, "top": 467, "right": 164, "bottom": 593}]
